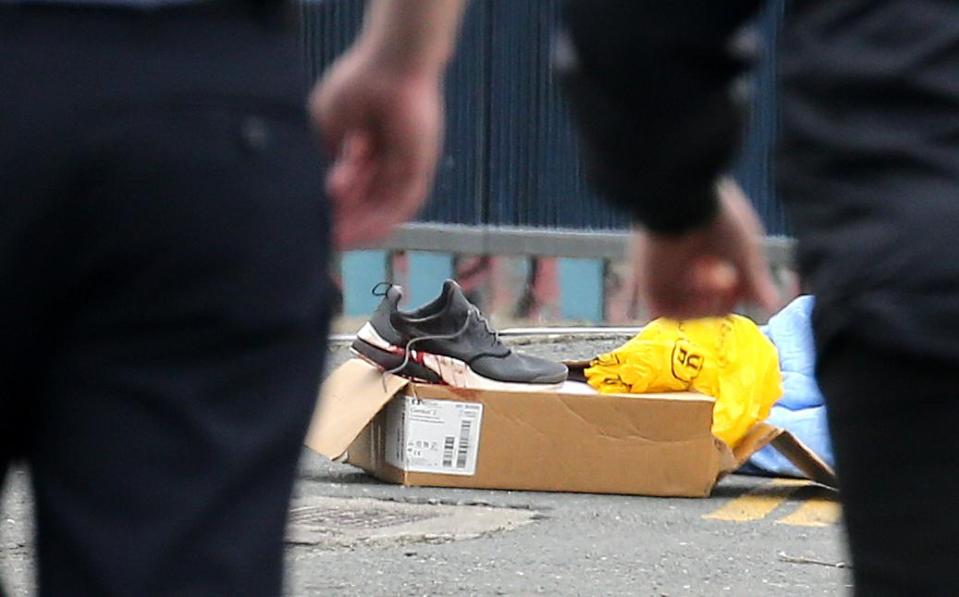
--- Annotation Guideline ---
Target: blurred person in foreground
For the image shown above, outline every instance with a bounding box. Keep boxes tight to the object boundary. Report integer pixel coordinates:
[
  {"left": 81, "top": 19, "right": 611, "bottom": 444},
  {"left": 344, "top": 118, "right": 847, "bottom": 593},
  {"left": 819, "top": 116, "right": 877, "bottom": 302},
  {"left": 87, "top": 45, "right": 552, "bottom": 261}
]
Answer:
[
  {"left": 316, "top": 0, "right": 959, "bottom": 594},
  {"left": 1, "top": 0, "right": 461, "bottom": 594}
]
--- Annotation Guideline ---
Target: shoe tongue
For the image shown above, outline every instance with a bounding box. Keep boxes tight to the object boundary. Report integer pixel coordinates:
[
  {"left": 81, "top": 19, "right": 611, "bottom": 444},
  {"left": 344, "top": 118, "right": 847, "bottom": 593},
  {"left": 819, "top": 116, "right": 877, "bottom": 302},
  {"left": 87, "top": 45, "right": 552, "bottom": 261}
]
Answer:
[{"left": 442, "top": 280, "right": 474, "bottom": 319}]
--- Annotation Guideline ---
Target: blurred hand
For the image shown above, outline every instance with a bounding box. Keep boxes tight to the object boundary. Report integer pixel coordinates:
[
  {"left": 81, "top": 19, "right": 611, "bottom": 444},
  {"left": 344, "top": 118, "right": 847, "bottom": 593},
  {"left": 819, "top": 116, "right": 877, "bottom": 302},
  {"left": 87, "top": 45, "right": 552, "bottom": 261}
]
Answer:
[
  {"left": 309, "top": 47, "right": 444, "bottom": 249},
  {"left": 633, "top": 180, "right": 781, "bottom": 319}
]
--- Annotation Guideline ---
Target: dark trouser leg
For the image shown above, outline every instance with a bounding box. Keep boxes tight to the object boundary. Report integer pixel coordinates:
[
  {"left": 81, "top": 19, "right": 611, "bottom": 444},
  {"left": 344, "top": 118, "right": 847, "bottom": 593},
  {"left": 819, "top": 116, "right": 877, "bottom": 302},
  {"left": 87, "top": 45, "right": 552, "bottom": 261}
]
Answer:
[
  {"left": 32, "top": 110, "right": 329, "bottom": 597},
  {"left": 2, "top": 5, "right": 330, "bottom": 595},
  {"left": 779, "top": 2, "right": 959, "bottom": 594},
  {"left": 817, "top": 334, "right": 959, "bottom": 595},
  {"left": 30, "top": 108, "right": 330, "bottom": 596}
]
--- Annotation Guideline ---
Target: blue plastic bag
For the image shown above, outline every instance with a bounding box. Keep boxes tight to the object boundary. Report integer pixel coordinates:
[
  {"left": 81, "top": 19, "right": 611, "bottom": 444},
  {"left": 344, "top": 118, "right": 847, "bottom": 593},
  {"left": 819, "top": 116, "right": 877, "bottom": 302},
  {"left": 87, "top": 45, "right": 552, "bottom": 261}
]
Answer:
[{"left": 744, "top": 296, "right": 835, "bottom": 477}]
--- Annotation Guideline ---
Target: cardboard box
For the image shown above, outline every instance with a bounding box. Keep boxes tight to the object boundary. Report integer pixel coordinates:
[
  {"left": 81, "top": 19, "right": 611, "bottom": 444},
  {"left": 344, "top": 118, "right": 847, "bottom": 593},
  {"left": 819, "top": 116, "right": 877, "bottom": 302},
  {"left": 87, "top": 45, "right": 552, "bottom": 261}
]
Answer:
[{"left": 305, "top": 359, "right": 836, "bottom": 497}]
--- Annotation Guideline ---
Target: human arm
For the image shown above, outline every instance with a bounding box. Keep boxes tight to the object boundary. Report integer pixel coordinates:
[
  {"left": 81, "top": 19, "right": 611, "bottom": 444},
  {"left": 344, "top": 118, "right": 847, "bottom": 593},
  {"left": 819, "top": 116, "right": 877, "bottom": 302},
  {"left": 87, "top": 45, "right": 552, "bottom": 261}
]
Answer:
[
  {"left": 555, "top": 0, "right": 779, "bottom": 317},
  {"left": 309, "top": 0, "right": 467, "bottom": 249}
]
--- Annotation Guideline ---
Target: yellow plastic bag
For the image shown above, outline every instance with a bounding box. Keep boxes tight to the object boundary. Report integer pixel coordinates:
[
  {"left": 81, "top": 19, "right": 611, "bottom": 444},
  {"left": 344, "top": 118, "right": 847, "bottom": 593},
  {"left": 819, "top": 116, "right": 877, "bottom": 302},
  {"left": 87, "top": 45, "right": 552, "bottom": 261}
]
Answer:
[{"left": 584, "top": 316, "right": 782, "bottom": 447}]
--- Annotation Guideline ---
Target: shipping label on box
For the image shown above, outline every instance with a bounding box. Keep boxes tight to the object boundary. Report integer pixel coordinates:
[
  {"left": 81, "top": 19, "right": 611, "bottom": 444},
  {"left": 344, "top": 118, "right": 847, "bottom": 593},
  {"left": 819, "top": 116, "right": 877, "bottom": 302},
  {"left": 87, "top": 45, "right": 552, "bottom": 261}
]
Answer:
[{"left": 385, "top": 396, "right": 483, "bottom": 476}]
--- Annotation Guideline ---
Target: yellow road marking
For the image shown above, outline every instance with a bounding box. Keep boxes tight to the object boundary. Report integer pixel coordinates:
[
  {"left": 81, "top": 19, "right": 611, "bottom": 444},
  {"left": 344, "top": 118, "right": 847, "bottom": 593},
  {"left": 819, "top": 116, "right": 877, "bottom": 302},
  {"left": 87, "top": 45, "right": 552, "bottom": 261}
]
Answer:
[
  {"left": 776, "top": 496, "right": 841, "bottom": 527},
  {"left": 703, "top": 479, "right": 809, "bottom": 522}
]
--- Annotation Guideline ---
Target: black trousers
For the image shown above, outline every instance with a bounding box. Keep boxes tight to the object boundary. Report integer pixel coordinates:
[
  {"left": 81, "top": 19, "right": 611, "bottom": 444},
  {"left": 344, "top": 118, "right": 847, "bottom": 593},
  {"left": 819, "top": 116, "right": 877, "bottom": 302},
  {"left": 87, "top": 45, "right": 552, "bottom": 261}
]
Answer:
[
  {"left": 779, "top": 3, "right": 959, "bottom": 594},
  {"left": 560, "top": 1, "right": 959, "bottom": 592},
  {"left": 0, "top": 3, "right": 330, "bottom": 595},
  {"left": 817, "top": 335, "right": 959, "bottom": 595}
]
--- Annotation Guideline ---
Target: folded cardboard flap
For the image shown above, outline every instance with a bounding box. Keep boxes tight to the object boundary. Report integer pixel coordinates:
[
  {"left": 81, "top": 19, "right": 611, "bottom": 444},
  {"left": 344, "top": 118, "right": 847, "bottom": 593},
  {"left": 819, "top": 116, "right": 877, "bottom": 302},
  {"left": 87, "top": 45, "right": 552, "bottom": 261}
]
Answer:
[
  {"left": 730, "top": 422, "right": 784, "bottom": 468},
  {"left": 722, "top": 422, "right": 837, "bottom": 489},
  {"left": 770, "top": 430, "right": 838, "bottom": 488},
  {"left": 304, "top": 358, "right": 409, "bottom": 460}
]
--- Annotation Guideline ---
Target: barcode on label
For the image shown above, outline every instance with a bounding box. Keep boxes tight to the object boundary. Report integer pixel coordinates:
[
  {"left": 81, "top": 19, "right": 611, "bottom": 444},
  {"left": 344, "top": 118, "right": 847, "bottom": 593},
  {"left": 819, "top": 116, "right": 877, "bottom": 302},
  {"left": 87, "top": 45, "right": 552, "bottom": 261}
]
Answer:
[
  {"left": 442, "top": 436, "right": 456, "bottom": 468},
  {"left": 456, "top": 419, "right": 472, "bottom": 469}
]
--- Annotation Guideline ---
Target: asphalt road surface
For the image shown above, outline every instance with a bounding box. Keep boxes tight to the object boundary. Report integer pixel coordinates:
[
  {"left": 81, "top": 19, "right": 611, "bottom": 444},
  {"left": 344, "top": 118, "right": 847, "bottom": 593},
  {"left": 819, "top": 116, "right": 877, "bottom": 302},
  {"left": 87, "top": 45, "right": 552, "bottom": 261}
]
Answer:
[{"left": 1, "top": 335, "right": 850, "bottom": 595}]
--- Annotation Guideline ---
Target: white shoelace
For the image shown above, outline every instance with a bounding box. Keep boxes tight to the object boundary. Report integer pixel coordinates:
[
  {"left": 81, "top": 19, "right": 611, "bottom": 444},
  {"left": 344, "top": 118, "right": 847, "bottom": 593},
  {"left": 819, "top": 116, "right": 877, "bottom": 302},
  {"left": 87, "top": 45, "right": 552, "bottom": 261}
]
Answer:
[{"left": 381, "top": 308, "right": 503, "bottom": 388}]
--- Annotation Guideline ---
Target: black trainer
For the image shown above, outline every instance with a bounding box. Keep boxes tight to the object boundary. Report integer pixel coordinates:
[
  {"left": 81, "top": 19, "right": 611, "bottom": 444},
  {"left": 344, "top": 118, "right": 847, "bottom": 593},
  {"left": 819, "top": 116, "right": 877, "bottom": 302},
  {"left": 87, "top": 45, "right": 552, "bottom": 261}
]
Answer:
[{"left": 351, "top": 280, "right": 568, "bottom": 390}]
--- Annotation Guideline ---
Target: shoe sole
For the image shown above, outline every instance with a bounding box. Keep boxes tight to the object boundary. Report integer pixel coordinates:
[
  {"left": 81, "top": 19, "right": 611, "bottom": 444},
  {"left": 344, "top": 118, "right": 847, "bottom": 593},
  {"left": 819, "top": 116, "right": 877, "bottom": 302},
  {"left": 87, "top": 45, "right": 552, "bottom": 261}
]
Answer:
[{"left": 352, "top": 323, "right": 565, "bottom": 392}]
